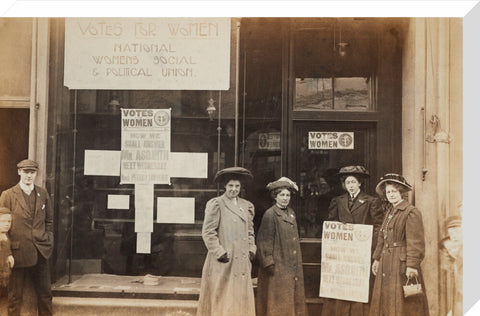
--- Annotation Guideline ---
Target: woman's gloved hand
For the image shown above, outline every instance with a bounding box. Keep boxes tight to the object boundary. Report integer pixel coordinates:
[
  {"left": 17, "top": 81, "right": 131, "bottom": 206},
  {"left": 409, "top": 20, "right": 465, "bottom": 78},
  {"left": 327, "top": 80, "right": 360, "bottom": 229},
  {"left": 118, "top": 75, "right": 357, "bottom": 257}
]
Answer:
[
  {"left": 217, "top": 253, "right": 230, "bottom": 263},
  {"left": 265, "top": 264, "right": 275, "bottom": 275},
  {"left": 372, "top": 260, "right": 379, "bottom": 276}
]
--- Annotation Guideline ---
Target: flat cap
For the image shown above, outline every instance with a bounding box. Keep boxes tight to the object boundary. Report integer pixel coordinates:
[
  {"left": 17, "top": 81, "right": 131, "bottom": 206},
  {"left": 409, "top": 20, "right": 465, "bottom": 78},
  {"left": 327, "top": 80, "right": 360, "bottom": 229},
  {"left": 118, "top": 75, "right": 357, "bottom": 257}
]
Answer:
[
  {"left": 17, "top": 159, "right": 39, "bottom": 171},
  {"left": 214, "top": 167, "right": 253, "bottom": 184}
]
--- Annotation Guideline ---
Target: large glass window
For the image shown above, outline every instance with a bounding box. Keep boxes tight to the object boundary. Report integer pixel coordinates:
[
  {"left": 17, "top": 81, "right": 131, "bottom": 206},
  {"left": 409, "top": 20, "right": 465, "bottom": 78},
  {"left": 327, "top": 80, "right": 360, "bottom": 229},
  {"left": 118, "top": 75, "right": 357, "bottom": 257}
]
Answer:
[
  {"left": 293, "top": 19, "right": 377, "bottom": 111},
  {"left": 55, "top": 17, "right": 244, "bottom": 277},
  {"left": 295, "top": 77, "right": 373, "bottom": 111}
]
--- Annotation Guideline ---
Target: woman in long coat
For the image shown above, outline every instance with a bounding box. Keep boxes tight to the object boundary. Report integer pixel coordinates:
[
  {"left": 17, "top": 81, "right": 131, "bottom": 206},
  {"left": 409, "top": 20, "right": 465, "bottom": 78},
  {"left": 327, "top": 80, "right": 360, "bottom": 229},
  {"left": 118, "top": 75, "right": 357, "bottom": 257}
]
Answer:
[
  {"left": 256, "top": 177, "right": 307, "bottom": 316},
  {"left": 197, "top": 167, "right": 256, "bottom": 316},
  {"left": 369, "top": 173, "right": 429, "bottom": 316},
  {"left": 322, "top": 166, "right": 384, "bottom": 316}
]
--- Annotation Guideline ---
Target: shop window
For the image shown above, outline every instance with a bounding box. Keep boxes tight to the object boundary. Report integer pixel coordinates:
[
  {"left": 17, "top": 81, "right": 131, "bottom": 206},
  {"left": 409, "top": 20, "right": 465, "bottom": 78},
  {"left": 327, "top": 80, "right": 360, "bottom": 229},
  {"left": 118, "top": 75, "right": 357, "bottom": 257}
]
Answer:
[
  {"left": 293, "top": 20, "right": 377, "bottom": 111},
  {"left": 61, "top": 88, "right": 239, "bottom": 277},
  {"left": 295, "top": 76, "right": 374, "bottom": 111}
]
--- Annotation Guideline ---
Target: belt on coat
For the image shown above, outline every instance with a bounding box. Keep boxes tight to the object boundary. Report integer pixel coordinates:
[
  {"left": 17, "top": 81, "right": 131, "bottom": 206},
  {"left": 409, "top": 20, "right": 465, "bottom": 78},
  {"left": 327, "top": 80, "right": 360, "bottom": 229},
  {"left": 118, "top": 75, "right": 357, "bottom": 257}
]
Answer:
[{"left": 383, "top": 241, "right": 406, "bottom": 248}]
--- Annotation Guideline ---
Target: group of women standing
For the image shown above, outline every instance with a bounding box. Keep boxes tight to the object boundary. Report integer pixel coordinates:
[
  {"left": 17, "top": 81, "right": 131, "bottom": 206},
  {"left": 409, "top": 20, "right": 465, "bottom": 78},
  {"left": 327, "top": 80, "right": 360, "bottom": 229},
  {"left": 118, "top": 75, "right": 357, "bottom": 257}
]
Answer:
[{"left": 196, "top": 166, "right": 429, "bottom": 316}]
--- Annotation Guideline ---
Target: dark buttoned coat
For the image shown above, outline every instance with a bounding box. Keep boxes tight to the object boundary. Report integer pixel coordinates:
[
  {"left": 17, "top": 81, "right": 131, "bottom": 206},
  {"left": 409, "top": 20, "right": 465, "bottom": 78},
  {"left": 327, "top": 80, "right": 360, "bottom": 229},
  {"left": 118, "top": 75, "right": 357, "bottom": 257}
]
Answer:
[
  {"left": 256, "top": 205, "right": 307, "bottom": 316},
  {"left": 322, "top": 191, "right": 383, "bottom": 316},
  {"left": 369, "top": 200, "right": 429, "bottom": 316},
  {"left": 0, "top": 184, "right": 54, "bottom": 268},
  {"left": 327, "top": 191, "right": 383, "bottom": 252}
]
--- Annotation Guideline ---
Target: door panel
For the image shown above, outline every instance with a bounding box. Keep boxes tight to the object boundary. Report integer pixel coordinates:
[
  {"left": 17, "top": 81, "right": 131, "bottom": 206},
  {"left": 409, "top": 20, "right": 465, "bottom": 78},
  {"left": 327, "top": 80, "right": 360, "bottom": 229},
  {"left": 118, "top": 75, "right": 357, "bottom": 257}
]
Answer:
[
  {"left": 292, "top": 121, "right": 376, "bottom": 238},
  {"left": 0, "top": 108, "right": 29, "bottom": 192}
]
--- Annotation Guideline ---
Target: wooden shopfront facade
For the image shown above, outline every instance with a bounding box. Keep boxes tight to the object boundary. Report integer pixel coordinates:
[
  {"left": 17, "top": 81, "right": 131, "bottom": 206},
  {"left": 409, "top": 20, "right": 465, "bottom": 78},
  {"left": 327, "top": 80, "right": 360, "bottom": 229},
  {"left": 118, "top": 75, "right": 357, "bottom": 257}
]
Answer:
[{"left": 0, "top": 17, "right": 463, "bottom": 316}]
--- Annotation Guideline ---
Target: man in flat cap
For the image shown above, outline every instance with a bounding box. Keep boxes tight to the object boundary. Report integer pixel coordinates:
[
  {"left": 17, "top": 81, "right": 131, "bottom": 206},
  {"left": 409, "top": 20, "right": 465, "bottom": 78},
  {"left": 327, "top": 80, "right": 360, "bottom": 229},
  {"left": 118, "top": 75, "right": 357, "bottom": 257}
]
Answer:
[{"left": 0, "top": 159, "right": 53, "bottom": 316}]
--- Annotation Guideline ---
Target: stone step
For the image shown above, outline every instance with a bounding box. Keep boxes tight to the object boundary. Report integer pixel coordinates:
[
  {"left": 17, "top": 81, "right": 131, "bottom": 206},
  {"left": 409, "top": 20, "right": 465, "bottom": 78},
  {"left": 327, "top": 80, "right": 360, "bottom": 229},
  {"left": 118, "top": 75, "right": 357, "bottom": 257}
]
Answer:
[{"left": 53, "top": 297, "right": 197, "bottom": 316}]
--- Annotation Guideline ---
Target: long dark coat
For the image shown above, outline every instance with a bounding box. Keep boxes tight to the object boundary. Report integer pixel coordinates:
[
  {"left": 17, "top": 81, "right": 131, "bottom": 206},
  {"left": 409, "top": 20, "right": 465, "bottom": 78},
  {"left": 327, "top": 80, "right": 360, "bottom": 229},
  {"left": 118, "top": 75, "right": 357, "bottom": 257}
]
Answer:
[
  {"left": 0, "top": 184, "right": 54, "bottom": 268},
  {"left": 197, "top": 194, "right": 256, "bottom": 316},
  {"left": 322, "top": 191, "right": 383, "bottom": 316},
  {"left": 369, "top": 200, "right": 429, "bottom": 316},
  {"left": 256, "top": 205, "right": 307, "bottom": 316}
]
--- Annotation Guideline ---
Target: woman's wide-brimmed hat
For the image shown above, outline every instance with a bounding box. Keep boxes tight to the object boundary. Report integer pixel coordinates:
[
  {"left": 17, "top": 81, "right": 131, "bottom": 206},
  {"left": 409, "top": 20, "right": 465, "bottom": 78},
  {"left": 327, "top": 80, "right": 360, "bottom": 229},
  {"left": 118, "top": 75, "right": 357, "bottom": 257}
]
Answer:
[
  {"left": 336, "top": 165, "right": 370, "bottom": 178},
  {"left": 214, "top": 167, "right": 253, "bottom": 184},
  {"left": 266, "top": 177, "right": 299, "bottom": 192},
  {"left": 375, "top": 173, "right": 412, "bottom": 196}
]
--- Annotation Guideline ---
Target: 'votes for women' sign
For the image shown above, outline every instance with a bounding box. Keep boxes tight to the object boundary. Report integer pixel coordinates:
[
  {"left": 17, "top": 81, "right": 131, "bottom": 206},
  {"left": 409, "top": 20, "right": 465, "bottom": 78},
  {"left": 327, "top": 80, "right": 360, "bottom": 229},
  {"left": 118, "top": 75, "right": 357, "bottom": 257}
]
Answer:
[
  {"left": 319, "top": 221, "right": 373, "bottom": 303},
  {"left": 64, "top": 18, "right": 231, "bottom": 90},
  {"left": 120, "top": 108, "right": 171, "bottom": 184}
]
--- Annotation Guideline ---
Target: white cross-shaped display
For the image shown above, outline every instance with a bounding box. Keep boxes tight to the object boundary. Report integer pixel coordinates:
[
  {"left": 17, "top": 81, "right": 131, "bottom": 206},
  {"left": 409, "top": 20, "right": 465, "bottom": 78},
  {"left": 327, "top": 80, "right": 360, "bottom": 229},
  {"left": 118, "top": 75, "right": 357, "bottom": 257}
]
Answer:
[{"left": 83, "top": 109, "right": 208, "bottom": 253}]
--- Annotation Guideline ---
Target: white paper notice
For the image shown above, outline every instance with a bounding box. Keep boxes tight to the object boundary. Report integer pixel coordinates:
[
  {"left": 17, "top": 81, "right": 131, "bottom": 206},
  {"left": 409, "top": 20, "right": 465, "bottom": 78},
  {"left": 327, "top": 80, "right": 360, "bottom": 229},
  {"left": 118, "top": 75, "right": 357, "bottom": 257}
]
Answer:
[
  {"left": 157, "top": 197, "right": 195, "bottom": 224},
  {"left": 319, "top": 221, "right": 373, "bottom": 303},
  {"left": 135, "top": 183, "right": 154, "bottom": 233},
  {"left": 136, "top": 232, "right": 151, "bottom": 254},
  {"left": 169, "top": 152, "right": 208, "bottom": 178},
  {"left": 84, "top": 150, "right": 121, "bottom": 176},
  {"left": 107, "top": 195, "right": 130, "bottom": 210}
]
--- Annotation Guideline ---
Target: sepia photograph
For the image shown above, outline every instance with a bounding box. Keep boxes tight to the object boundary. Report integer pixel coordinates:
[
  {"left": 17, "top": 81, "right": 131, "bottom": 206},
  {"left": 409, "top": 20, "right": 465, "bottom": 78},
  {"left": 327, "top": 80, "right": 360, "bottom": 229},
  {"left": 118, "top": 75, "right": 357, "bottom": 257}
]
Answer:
[{"left": 0, "top": 1, "right": 474, "bottom": 315}]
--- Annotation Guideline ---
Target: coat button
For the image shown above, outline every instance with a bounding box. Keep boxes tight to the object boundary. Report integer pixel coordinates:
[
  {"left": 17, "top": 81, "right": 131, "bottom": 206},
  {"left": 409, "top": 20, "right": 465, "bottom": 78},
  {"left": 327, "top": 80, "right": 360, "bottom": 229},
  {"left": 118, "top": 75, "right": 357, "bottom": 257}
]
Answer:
[
  {"left": 295, "top": 277, "right": 298, "bottom": 281},
  {"left": 382, "top": 273, "right": 386, "bottom": 277},
  {"left": 293, "top": 250, "right": 297, "bottom": 254}
]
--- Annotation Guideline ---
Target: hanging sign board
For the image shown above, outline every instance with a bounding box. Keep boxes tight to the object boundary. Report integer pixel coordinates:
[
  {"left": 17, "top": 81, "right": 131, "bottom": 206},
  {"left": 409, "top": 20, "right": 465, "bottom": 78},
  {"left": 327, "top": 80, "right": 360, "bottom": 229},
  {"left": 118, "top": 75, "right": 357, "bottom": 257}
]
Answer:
[
  {"left": 64, "top": 18, "right": 231, "bottom": 90},
  {"left": 319, "top": 221, "right": 373, "bottom": 303},
  {"left": 120, "top": 108, "right": 171, "bottom": 184},
  {"left": 308, "top": 132, "right": 354, "bottom": 150}
]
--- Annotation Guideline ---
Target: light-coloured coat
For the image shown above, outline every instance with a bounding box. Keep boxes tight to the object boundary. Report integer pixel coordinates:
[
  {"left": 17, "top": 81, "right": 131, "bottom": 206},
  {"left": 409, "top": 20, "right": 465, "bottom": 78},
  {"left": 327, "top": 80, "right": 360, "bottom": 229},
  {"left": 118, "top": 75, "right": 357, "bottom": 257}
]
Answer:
[
  {"left": 256, "top": 205, "right": 307, "bottom": 316},
  {"left": 196, "top": 194, "right": 256, "bottom": 316}
]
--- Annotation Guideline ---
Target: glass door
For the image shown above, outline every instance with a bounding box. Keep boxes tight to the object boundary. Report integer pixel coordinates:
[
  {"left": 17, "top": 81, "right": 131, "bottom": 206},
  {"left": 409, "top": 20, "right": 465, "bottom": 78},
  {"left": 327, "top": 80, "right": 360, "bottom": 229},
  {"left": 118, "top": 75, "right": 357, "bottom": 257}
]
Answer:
[{"left": 293, "top": 121, "right": 376, "bottom": 238}]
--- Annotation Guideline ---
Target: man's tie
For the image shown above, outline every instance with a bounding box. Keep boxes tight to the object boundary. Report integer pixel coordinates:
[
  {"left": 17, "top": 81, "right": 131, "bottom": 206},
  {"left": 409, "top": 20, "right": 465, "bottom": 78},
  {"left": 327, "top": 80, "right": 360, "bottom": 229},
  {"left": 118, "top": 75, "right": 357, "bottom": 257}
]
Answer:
[{"left": 348, "top": 195, "right": 355, "bottom": 210}]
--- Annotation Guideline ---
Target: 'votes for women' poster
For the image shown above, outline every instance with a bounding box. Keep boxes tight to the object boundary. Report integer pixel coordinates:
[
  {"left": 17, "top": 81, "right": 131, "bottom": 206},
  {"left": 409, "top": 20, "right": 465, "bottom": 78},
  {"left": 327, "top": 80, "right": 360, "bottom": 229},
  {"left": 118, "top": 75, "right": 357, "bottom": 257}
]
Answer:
[
  {"left": 120, "top": 108, "right": 171, "bottom": 184},
  {"left": 319, "top": 221, "right": 373, "bottom": 303}
]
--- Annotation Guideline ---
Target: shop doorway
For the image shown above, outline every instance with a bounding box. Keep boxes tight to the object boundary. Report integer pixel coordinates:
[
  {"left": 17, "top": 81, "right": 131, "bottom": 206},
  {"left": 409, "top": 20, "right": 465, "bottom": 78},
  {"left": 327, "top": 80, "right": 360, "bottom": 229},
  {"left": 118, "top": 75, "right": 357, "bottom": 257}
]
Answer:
[
  {"left": 0, "top": 108, "right": 29, "bottom": 193},
  {"left": 292, "top": 121, "right": 376, "bottom": 238}
]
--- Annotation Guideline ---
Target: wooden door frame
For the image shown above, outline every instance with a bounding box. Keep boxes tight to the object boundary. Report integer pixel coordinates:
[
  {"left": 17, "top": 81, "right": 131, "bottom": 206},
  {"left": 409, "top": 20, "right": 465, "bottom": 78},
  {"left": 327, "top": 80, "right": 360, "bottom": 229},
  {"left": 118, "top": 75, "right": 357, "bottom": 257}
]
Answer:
[{"left": 281, "top": 18, "right": 404, "bottom": 184}]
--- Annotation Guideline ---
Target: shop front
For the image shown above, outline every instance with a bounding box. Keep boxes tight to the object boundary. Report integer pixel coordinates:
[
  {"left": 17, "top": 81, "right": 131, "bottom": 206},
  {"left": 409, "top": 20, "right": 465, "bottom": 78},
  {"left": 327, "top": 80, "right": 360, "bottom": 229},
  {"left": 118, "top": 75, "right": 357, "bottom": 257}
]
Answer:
[{"left": 0, "top": 17, "right": 462, "bottom": 316}]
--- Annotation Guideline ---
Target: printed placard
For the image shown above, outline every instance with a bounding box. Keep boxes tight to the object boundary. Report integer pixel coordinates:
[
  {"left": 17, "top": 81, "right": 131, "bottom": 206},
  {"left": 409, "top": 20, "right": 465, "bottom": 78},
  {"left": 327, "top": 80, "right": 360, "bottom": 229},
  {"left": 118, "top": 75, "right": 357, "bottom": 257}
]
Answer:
[
  {"left": 319, "top": 221, "right": 373, "bottom": 303},
  {"left": 121, "top": 108, "right": 171, "bottom": 184},
  {"left": 308, "top": 131, "right": 354, "bottom": 150}
]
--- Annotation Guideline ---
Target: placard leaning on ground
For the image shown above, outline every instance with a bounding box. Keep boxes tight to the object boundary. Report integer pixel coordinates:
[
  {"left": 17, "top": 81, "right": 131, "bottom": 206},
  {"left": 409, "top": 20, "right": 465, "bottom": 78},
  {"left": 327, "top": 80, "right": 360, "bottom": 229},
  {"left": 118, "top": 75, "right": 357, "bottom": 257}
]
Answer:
[{"left": 321, "top": 165, "right": 383, "bottom": 316}]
